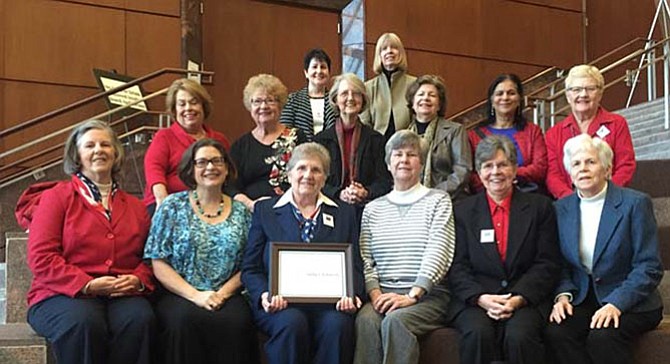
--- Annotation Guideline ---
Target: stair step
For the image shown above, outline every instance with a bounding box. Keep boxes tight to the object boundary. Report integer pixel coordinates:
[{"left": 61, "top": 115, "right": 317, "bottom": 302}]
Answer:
[{"left": 0, "top": 323, "right": 49, "bottom": 364}]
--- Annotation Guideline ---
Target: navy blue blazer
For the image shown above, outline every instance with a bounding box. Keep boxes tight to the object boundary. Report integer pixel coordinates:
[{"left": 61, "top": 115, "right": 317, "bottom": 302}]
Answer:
[
  {"left": 446, "top": 190, "right": 561, "bottom": 320},
  {"left": 554, "top": 182, "right": 663, "bottom": 313},
  {"left": 241, "top": 195, "right": 365, "bottom": 310}
]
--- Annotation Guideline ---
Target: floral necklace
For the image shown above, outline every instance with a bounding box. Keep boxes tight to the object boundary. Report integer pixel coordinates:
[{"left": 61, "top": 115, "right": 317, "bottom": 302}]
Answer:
[{"left": 192, "top": 190, "right": 224, "bottom": 218}]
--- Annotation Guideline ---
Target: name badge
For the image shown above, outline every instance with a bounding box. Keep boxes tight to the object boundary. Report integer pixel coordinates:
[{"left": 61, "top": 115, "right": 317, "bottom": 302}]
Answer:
[
  {"left": 323, "top": 213, "right": 334, "bottom": 228},
  {"left": 480, "top": 229, "right": 495, "bottom": 243},
  {"left": 596, "top": 125, "right": 611, "bottom": 139}
]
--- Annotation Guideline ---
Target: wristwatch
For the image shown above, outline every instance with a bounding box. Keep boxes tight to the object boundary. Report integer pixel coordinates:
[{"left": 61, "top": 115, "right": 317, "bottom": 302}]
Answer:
[{"left": 407, "top": 291, "right": 421, "bottom": 301}]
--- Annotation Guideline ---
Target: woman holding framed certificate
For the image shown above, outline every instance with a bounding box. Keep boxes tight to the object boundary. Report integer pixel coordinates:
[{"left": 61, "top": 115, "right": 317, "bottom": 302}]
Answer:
[{"left": 242, "top": 142, "right": 365, "bottom": 364}]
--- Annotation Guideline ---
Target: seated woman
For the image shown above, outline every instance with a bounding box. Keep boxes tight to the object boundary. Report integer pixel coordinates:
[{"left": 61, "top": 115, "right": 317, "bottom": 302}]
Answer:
[
  {"left": 545, "top": 134, "right": 663, "bottom": 364},
  {"left": 230, "top": 74, "right": 306, "bottom": 211},
  {"left": 27, "top": 120, "right": 155, "bottom": 364},
  {"left": 314, "top": 73, "right": 391, "bottom": 209},
  {"left": 144, "top": 138, "right": 257, "bottom": 364},
  {"left": 406, "top": 75, "right": 472, "bottom": 201},
  {"left": 445, "top": 135, "right": 561, "bottom": 364},
  {"left": 468, "top": 74, "right": 547, "bottom": 194},
  {"left": 354, "top": 130, "right": 455, "bottom": 364},
  {"left": 241, "top": 143, "right": 364, "bottom": 364},
  {"left": 280, "top": 48, "right": 337, "bottom": 141},
  {"left": 360, "top": 32, "right": 416, "bottom": 140},
  {"left": 143, "top": 78, "right": 230, "bottom": 214},
  {"left": 546, "top": 65, "right": 636, "bottom": 199}
]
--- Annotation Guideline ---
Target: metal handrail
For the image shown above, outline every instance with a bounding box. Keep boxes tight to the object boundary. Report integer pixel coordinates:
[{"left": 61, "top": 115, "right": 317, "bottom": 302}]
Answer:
[
  {"left": 0, "top": 125, "right": 160, "bottom": 189},
  {"left": 0, "top": 110, "right": 167, "bottom": 175},
  {"left": 526, "top": 36, "right": 670, "bottom": 129},
  {"left": 0, "top": 89, "right": 168, "bottom": 160},
  {"left": 531, "top": 37, "right": 670, "bottom": 107},
  {"left": 449, "top": 66, "right": 560, "bottom": 122},
  {"left": 0, "top": 68, "right": 212, "bottom": 139}
]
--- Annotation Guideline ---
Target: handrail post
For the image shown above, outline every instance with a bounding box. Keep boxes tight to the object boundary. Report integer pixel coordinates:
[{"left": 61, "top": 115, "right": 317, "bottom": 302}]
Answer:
[{"left": 648, "top": 48, "right": 657, "bottom": 101}]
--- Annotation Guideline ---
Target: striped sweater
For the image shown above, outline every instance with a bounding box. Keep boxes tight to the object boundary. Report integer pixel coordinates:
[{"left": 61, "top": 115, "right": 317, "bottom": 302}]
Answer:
[
  {"left": 280, "top": 87, "right": 336, "bottom": 141},
  {"left": 360, "top": 184, "right": 455, "bottom": 293}
]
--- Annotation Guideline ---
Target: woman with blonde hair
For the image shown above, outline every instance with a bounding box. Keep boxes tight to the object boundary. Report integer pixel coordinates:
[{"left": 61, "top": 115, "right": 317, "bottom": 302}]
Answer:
[
  {"left": 360, "top": 32, "right": 416, "bottom": 140},
  {"left": 229, "top": 74, "right": 306, "bottom": 211},
  {"left": 545, "top": 65, "right": 635, "bottom": 199}
]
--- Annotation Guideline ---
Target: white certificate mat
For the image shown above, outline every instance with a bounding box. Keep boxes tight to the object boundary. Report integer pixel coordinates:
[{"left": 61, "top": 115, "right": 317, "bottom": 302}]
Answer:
[
  {"left": 269, "top": 242, "right": 354, "bottom": 303},
  {"left": 277, "top": 250, "right": 346, "bottom": 298}
]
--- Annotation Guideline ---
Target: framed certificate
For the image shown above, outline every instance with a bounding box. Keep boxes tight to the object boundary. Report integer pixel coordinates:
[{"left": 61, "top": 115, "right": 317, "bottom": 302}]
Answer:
[{"left": 269, "top": 242, "right": 353, "bottom": 304}]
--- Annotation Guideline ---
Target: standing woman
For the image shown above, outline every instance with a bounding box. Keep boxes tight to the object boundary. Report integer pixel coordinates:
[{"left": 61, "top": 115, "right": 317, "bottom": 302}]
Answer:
[
  {"left": 145, "top": 139, "right": 257, "bottom": 364},
  {"left": 27, "top": 120, "right": 155, "bottom": 364},
  {"left": 545, "top": 135, "right": 663, "bottom": 364},
  {"left": 143, "top": 78, "right": 230, "bottom": 215},
  {"left": 314, "top": 73, "right": 392, "bottom": 208},
  {"left": 230, "top": 74, "right": 307, "bottom": 211},
  {"left": 468, "top": 74, "right": 547, "bottom": 194},
  {"left": 545, "top": 65, "right": 636, "bottom": 199},
  {"left": 242, "top": 143, "right": 364, "bottom": 364},
  {"left": 360, "top": 32, "right": 417, "bottom": 140},
  {"left": 406, "top": 74, "right": 472, "bottom": 201},
  {"left": 280, "top": 48, "right": 337, "bottom": 141}
]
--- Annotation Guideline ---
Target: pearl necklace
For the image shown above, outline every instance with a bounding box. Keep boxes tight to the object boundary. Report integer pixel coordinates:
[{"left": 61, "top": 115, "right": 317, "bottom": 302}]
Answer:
[{"left": 193, "top": 190, "right": 224, "bottom": 218}]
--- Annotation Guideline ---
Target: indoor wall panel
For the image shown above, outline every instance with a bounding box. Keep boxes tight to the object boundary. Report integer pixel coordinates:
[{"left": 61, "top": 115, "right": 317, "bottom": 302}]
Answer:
[
  {"left": 126, "top": 12, "right": 181, "bottom": 78},
  {"left": 586, "top": 0, "right": 658, "bottom": 110},
  {"left": 55, "top": 0, "right": 179, "bottom": 16},
  {"left": 125, "top": 0, "right": 180, "bottom": 16},
  {"left": 506, "top": 0, "right": 581, "bottom": 11},
  {"left": 4, "top": 1, "right": 126, "bottom": 87},
  {"left": 364, "top": 44, "right": 545, "bottom": 116},
  {"left": 0, "top": 0, "right": 5, "bottom": 79},
  {"left": 1, "top": 80, "right": 106, "bottom": 151},
  {"left": 203, "top": 0, "right": 340, "bottom": 141},
  {"left": 54, "top": 0, "right": 126, "bottom": 9},
  {"left": 366, "top": 0, "right": 582, "bottom": 69}
]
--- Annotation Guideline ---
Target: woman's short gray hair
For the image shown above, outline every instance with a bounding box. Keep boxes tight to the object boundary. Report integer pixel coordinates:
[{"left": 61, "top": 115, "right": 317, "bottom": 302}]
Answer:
[
  {"left": 329, "top": 73, "right": 369, "bottom": 115},
  {"left": 63, "top": 120, "right": 124, "bottom": 179},
  {"left": 565, "top": 64, "right": 605, "bottom": 89},
  {"left": 562, "top": 134, "right": 613, "bottom": 174},
  {"left": 474, "top": 135, "right": 517, "bottom": 172},
  {"left": 287, "top": 142, "right": 331, "bottom": 176},
  {"left": 384, "top": 130, "right": 429, "bottom": 166}
]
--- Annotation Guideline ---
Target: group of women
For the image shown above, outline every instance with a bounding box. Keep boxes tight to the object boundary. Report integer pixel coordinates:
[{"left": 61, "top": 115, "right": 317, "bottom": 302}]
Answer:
[{"left": 23, "top": 31, "right": 662, "bottom": 364}]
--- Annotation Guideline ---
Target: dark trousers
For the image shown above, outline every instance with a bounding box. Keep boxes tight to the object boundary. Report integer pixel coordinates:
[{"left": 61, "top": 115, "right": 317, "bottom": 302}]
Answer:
[
  {"left": 27, "top": 295, "right": 155, "bottom": 364},
  {"left": 153, "top": 290, "right": 259, "bottom": 364},
  {"left": 253, "top": 305, "right": 355, "bottom": 364},
  {"left": 449, "top": 305, "right": 546, "bottom": 364},
  {"left": 544, "top": 287, "right": 662, "bottom": 364}
]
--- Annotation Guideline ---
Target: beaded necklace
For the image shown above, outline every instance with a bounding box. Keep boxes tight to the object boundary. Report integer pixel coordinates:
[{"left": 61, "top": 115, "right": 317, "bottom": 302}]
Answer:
[{"left": 192, "top": 190, "right": 224, "bottom": 218}]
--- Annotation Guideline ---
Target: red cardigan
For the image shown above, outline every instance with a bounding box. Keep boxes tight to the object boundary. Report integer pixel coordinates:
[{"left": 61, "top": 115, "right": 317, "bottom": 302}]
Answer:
[
  {"left": 27, "top": 179, "right": 154, "bottom": 307},
  {"left": 545, "top": 107, "right": 636, "bottom": 199},
  {"left": 143, "top": 123, "right": 230, "bottom": 205},
  {"left": 468, "top": 122, "right": 548, "bottom": 193}
]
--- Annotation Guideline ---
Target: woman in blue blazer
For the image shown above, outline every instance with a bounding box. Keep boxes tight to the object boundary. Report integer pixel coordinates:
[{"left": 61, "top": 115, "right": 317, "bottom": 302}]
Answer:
[
  {"left": 545, "top": 134, "right": 664, "bottom": 364},
  {"left": 241, "top": 142, "right": 365, "bottom": 364}
]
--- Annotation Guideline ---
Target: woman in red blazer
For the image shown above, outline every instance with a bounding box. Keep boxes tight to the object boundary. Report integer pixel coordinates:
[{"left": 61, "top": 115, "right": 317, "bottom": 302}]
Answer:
[{"left": 26, "top": 120, "right": 155, "bottom": 364}]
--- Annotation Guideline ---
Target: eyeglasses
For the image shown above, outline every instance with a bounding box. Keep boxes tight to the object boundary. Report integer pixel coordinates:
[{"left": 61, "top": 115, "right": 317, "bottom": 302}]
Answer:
[
  {"left": 566, "top": 86, "right": 601, "bottom": 94},
  {"left": 194, "top": 157, "right": 225, "bottom": 168},
  {"left": 250, "top": 98, "right": 278, "bottom": 107},
  {"left": 480, "top": 160, "right": 513, "bottom": 172}
]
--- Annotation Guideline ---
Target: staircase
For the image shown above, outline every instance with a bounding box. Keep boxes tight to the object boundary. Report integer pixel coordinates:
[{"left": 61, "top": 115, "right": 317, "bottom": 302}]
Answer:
[{"left": 617, "top": 98, "right": 670, "bottom": 160}]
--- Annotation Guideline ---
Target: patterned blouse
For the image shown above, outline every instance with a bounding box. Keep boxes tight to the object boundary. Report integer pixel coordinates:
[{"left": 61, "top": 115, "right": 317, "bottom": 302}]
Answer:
[{"left": 144, "top": 191, "right": 252, "bottom": 291}]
